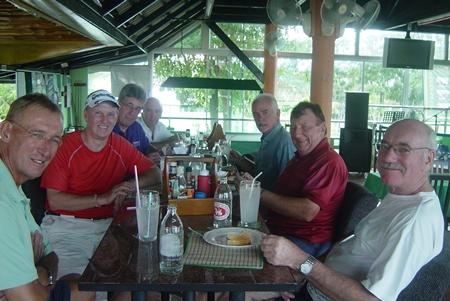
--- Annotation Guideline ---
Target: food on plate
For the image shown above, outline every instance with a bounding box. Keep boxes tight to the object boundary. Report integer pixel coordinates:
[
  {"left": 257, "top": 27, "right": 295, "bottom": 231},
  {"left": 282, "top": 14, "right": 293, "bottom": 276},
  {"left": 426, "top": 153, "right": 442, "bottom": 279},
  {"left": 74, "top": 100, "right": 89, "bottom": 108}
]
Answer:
[{"left": 226, "top": 231, "right": 252, "bottom": 246}]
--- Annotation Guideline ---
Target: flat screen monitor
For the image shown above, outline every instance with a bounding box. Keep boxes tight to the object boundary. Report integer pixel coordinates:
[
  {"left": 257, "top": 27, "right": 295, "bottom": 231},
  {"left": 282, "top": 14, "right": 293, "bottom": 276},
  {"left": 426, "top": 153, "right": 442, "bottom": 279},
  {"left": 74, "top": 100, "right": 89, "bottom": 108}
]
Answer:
[{"left": 382, "top": 38, "right": 435, "bottom": 70}]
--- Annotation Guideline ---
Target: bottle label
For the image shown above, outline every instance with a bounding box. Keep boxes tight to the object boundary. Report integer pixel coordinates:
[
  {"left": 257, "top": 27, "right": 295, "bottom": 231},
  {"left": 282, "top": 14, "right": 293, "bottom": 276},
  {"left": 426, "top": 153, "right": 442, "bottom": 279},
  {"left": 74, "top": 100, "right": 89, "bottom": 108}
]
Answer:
[
  {"left": 160, "top": 234, "right": 181, "bottom": 256},
  {"left": 214, "top": 202, "right": 230, "bottom": 220}
]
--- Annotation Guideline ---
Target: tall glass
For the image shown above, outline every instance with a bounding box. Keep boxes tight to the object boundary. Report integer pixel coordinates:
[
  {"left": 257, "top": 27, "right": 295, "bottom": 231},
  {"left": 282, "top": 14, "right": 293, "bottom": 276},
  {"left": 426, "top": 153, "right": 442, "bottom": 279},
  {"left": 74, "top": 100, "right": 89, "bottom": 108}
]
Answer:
[
  {"left": 239, "top": 180, "right": 261, "bottom": 227},
  {"left": 219, "top": 139, "right": 230, "bottom": 164},
  {"left": 136, "top": 190, "right": 160, "bottom": 242}
]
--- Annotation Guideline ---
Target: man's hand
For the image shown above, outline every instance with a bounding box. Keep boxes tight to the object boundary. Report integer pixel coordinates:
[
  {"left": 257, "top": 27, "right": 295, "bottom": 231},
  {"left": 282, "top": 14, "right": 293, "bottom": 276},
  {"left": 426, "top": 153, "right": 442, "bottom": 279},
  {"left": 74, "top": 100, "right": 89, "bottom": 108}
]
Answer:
[
  {"left": 97, "top": 181, "right": 135, "bottom": 207},
  {"left": 30, "top": 230, "right": 44, "bottom": 265},
  {"left": 261, "top": 235, "right": 307, "bottom": 270},
  {"left": 233, "top": 172, "right": 252, "bottom": 190},
  {"left": 113, "top": 194, "right": 127, "bottom": 212},
  {"left": 147, "top": 151, "right": 161, "bottom": 164},
  {"left": 229, "top": 149, "right": 242, "bottom": 164}
]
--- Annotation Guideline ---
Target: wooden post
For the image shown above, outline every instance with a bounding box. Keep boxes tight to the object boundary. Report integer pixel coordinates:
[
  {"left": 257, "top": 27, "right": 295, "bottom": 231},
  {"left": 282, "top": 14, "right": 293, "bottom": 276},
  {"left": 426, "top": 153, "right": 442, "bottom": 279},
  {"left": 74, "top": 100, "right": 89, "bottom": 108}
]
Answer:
[
  {"left": 309, "top": 0, "right": 337, "bottom": 139},
  {"left": 263, "top": 23, "right": 278, "bottom": 97}
]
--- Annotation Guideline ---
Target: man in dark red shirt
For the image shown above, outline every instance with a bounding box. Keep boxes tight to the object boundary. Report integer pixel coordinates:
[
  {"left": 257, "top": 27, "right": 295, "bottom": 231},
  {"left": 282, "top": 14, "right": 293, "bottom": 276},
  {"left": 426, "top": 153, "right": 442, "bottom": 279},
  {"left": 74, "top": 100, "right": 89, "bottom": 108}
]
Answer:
[{"left": 260, "top": 101, "right": 348, "bottom": 257}]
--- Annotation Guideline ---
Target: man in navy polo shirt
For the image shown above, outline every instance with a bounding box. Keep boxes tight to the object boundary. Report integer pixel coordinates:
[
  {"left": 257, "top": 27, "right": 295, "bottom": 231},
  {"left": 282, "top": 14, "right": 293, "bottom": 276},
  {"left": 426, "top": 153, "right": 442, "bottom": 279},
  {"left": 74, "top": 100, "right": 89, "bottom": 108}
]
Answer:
[{"left": 113, "top": 83, "right": 161, "bottom": 164}]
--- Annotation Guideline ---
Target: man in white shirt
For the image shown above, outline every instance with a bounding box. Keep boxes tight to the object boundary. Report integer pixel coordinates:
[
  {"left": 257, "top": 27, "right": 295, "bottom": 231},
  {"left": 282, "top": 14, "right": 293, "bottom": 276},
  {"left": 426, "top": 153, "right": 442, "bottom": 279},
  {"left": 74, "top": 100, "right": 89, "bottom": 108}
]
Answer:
[
  {"left": 246, "top": 119, "right": 444, "bottom": 301},
  {"left": 137, "top": 97, "right": 181, "bottom": 154}
]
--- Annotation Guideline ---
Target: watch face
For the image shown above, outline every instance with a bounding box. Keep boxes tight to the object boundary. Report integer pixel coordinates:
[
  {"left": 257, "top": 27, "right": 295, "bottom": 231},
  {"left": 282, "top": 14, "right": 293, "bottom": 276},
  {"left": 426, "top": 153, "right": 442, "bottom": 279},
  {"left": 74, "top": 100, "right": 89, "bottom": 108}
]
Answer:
[{"left": 301, "top": 263, "right": 312, "bottom": 275}]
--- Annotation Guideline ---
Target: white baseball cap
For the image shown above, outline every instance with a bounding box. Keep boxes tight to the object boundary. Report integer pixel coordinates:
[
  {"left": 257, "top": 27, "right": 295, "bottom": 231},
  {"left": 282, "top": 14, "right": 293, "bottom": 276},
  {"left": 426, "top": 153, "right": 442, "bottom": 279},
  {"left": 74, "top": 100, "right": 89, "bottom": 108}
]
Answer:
[{"left": 85, "top": 90, "right": 120, "bottom": 108}]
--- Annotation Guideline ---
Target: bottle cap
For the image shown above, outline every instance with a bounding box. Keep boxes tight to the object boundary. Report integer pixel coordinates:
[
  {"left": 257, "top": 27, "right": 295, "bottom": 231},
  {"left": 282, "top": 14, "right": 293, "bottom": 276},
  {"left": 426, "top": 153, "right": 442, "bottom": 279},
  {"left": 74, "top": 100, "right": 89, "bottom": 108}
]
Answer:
[
  {"left": 199, "top": 169, "right": 209, "bottom": 176},
  {"left": 195, "top": 192, "right": 206, "bottom": 198}
]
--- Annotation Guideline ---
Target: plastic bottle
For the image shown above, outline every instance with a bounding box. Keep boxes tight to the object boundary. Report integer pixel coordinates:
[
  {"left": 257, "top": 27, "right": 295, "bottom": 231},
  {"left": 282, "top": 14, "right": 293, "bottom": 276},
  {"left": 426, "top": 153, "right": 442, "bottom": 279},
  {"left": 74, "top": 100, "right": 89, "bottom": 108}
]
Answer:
[
  {"left": 176, "top": 161, "right": 186, "bottom": 196},
  {"left": 159, "top": 204, "right": 184, "bottom": 275},
  {"left": 188, "top": 136, "right": 197, "bottom": 155},
  {"left": 168, "top": 162, "right": 177, "bottom": 179},
  {"left": 213, "top": 178, "right": 233, "bottom": 228},
  {"left": 171, "top": 179, "right": 180, "bottom": 199},
  {"left": 197, "top": 164, "right": 211, "bottom": 198}
]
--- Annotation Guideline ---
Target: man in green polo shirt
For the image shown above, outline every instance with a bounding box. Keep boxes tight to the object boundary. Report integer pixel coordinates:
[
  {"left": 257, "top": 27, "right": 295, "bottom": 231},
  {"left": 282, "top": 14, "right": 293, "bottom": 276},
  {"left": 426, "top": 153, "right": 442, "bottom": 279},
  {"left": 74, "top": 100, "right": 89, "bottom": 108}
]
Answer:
[{"left": 0, "top": 94, "right": 93, "bottom": 301}]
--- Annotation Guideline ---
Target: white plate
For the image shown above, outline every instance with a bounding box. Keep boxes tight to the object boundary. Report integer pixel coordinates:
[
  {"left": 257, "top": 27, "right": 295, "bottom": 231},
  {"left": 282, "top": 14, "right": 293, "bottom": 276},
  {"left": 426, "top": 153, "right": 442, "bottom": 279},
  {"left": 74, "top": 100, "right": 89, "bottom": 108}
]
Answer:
[{"left": 203, "top": 227, "right": 264, "bottom": 248}]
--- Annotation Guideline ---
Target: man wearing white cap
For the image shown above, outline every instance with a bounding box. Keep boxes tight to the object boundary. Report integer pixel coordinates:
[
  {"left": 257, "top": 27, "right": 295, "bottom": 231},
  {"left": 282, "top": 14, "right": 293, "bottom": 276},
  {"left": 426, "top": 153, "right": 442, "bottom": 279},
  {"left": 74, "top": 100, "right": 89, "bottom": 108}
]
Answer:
[{"left": 40, "top": 89, "right": 160, "bottom": 284}]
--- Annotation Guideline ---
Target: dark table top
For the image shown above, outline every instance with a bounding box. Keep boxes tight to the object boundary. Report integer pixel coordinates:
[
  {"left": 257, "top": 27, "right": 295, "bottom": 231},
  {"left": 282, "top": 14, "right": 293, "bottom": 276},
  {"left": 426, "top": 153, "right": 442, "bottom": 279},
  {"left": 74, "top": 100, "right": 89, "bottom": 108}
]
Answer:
[{"left": 78, "top": 199, "right": 297, "bottom": 297}]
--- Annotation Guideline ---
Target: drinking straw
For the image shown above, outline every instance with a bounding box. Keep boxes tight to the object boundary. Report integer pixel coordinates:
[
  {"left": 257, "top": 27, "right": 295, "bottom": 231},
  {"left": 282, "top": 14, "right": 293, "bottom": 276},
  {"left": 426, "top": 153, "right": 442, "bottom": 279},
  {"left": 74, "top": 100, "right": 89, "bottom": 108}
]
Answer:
[
  {"left": 134, "top": 165, "right": 140, "bottom": 205},
  {"left": 249, "top": 171, "right": 263, "bottom": 198}
]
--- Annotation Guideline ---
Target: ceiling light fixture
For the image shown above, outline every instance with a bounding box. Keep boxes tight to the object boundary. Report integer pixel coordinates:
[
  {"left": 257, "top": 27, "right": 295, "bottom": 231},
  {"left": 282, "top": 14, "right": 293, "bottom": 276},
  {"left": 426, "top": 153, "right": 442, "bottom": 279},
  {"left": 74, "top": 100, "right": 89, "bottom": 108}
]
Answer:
[
  {"left": 418, "top": 14, "right": 450, "bottom": 26},
  {"left": 205, "top": 0, "right": 215, "bottom": 19}
]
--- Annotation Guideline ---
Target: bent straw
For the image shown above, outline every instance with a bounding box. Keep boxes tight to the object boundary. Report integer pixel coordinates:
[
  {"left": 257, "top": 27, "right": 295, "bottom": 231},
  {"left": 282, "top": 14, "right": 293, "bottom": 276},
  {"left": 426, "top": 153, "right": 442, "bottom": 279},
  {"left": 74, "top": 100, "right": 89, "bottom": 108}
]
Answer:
[
  {"left": 134, "top": 165, "right": 140, "bottom": 205},
  {"left": 249, "top": 171, "right": 263, "bottom": 198}
]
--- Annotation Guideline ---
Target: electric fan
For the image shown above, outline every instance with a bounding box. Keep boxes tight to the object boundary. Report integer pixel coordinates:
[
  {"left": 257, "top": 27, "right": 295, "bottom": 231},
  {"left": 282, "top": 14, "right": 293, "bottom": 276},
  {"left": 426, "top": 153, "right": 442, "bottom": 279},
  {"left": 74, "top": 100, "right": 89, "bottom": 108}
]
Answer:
[
  {"left": 320, "top": 0, "right": 356, "bottom": 36},
  {"left": 264, "top": 30, "right": 287, "bottom": 56},
  {"left": 266, "top": 0, "right": 305, "bottom": 27}
]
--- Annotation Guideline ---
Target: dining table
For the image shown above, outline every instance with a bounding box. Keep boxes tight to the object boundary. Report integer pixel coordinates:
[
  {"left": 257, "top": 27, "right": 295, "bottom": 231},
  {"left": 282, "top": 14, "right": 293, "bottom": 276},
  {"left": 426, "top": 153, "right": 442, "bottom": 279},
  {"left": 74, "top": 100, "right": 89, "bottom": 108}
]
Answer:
[{"left": 78, "top": 192, "right": 298, "bottom": 301}]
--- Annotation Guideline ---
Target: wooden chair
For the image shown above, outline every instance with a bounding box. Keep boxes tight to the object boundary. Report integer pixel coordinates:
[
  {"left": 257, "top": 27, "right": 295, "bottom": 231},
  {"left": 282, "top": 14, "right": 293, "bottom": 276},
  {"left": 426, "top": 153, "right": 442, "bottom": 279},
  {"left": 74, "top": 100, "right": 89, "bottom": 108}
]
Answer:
[
  {"left": 432, "top": 160, "right": 450, "bottom": 173},
  {"left": 206, "top": 122, "right": 225, "bottom": 150},
  {"left": 429, "top": 173, "right": 450, "bottom": 227}
]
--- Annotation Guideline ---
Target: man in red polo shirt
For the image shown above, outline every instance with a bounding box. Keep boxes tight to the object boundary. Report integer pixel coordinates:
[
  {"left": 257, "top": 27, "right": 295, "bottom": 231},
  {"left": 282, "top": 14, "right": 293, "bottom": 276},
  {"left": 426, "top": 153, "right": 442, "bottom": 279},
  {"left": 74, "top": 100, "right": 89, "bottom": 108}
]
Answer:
[{"left": 41, "top": 90, "right": 160, "bottom": 283}]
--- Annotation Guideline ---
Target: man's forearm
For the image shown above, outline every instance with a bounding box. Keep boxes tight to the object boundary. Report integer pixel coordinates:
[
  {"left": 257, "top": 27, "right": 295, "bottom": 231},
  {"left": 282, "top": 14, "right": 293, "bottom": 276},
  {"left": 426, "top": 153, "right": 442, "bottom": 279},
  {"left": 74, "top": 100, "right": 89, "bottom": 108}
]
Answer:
[
  {"left": 260, "top": 190, "right": 320, "bottom": 221},
  {"left": 238, "top": 156, "right": 255, "bottom": 174},
  {"left": 151, "top": 135, "right": 180, "bottom": 149},
  {"left": 306, "top": 261, "right": 379, "bottom": 301},
  {"left": 131, "top": 165, "right": 161, "bottom": 187},
  {"left": 36, "top": 252, "right": 58, "bottom": 286},
  {"left": 47, "top": 190, "right": 103, "bottom": 211}
]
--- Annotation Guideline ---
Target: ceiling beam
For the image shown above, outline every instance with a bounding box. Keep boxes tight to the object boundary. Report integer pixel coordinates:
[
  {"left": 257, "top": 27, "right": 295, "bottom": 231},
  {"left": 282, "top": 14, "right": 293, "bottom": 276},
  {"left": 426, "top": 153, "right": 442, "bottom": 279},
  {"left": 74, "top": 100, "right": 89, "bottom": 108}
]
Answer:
[
  {"left": 127, "top": 0, "right": 186, "bottom": 38},
  {"left": 51, "top": 0, "right": 129, "bottom": 45},
  {"left": 142, "top": 15, "right": 202, "bottom": 49},
  {"left": 115, "top": 0, "right": 157, "bottom": 28},
  {"left": 101, "top": 0, "right": 126, "bottom": 16},
  {"left": 206, "top": 22, "right": 263, "bottom": 84},
  {"left": 135, "top": 1, "right": 203, "bottom": 44}
]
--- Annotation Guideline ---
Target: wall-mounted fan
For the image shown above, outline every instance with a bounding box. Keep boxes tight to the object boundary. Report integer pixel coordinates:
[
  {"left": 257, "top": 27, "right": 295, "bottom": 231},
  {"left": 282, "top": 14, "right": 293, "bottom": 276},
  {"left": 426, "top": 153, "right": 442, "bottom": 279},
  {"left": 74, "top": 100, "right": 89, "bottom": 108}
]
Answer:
[
  {"left": 320, "top": 0, "right": 356, "bottom": 36},
  {"left": 267, "top": 0, "right": 305, "bottom": 27},
  {"left": 406, "top": 109, "right": 425, "bottom": 121},
  {"left": 264, "top": 30, "right": 286, "bottom": 56},
  {"left": 352, "top": 0, "right": 381, "bottom": 31}
]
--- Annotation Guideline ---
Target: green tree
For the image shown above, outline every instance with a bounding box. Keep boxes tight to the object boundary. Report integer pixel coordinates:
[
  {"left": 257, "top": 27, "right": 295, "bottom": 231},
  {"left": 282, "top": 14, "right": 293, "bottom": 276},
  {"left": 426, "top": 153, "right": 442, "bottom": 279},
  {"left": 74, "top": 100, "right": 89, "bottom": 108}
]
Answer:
[{"left": 0, "top": 84, "right": 16, "bottom": 120}]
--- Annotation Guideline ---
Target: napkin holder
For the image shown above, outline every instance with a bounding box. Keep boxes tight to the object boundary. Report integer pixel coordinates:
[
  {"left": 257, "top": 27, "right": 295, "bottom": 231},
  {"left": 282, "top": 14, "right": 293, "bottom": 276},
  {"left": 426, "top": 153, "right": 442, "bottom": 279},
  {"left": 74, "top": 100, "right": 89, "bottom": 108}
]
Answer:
[{"left": 163, "top": 156, "right": 218, "bottom": 216}]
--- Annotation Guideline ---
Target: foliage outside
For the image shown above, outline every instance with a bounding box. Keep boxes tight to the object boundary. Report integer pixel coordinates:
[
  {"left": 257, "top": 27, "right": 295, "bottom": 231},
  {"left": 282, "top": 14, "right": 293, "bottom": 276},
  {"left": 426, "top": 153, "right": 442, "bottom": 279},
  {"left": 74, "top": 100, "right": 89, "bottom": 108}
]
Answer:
[{"left": 0, "top": 84, "right": 16, "bottom": 120}]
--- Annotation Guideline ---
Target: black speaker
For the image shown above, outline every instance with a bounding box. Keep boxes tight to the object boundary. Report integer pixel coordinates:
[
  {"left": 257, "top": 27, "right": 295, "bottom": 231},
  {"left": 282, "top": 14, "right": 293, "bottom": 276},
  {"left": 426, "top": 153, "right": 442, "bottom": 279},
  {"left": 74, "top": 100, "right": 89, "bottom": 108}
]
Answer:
[
  {"left": 339, "top": 128, "right": 372, "bottom": 172},
  {"left": 345, "top": 92, "right": 369, "bottom": 130}
]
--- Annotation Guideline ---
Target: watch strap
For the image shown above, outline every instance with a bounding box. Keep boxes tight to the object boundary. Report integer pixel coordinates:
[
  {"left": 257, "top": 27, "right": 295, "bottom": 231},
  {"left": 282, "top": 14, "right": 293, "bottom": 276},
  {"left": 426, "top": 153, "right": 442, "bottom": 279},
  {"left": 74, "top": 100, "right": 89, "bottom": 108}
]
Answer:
[
  {"left": 300, "top": 255, "right": 316, "bottom": 275},
  {"left": 39, "top": 265, "right": 53, "bottom": 287}
]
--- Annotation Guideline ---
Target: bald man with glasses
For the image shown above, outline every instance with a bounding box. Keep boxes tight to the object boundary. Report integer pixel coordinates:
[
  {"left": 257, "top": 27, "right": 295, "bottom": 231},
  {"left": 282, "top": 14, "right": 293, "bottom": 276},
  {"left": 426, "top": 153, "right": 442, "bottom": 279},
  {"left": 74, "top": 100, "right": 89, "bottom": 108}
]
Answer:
[{"left": 246, "top": 118, "right": 444, "bottom": 301}]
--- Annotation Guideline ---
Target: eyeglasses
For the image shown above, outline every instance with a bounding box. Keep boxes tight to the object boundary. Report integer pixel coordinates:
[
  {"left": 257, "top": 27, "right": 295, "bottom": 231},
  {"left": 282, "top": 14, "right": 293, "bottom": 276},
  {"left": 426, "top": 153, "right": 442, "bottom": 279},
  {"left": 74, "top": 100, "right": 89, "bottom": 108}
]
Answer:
[
  {"left": 377, "top": 143, "right": 430, "bottom": 157},
  {"left": 120, "top": 101, "right": 142, "bottom": 114},
  {"left": 9, "top": 120, "right": 62, "bottom": 148}
]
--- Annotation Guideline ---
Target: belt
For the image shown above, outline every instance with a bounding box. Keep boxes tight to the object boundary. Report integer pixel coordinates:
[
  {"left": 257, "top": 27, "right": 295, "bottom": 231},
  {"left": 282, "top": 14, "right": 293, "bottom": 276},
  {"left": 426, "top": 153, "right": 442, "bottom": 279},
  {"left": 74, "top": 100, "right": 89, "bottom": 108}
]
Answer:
[{"left": 45, "top": 210, "right": 106, "bottom": 221}]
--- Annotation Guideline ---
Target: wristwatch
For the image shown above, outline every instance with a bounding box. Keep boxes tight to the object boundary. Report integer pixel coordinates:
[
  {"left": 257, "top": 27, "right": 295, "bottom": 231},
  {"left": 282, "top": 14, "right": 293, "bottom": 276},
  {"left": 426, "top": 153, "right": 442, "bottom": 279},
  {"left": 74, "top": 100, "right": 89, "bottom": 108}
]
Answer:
[
  {"left": 40, "top": 265, "right": 53, "bottom": 287},
  {"left": 300, "top": 255, "right": 316, "bottom": 276}
]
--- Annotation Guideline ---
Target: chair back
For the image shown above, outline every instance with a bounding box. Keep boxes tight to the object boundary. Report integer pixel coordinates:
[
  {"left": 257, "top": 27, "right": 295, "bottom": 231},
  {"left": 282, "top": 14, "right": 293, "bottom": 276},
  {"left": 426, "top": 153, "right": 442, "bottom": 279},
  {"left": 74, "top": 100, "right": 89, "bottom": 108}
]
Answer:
[
  {"left": 429, "top": 173, "right": 450, "bottom": 226},
  {"left": 22, "top": 176, "right": 47, "bottom": 224},
  {"left": 397, "top": 230, "right": 450, "bottom": 301},
  {"left": 333, "top": 181, "right": 380, "bottom": 242},
  {"left": 206, "top": 122, "right": 226, "bottom": 150}
]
